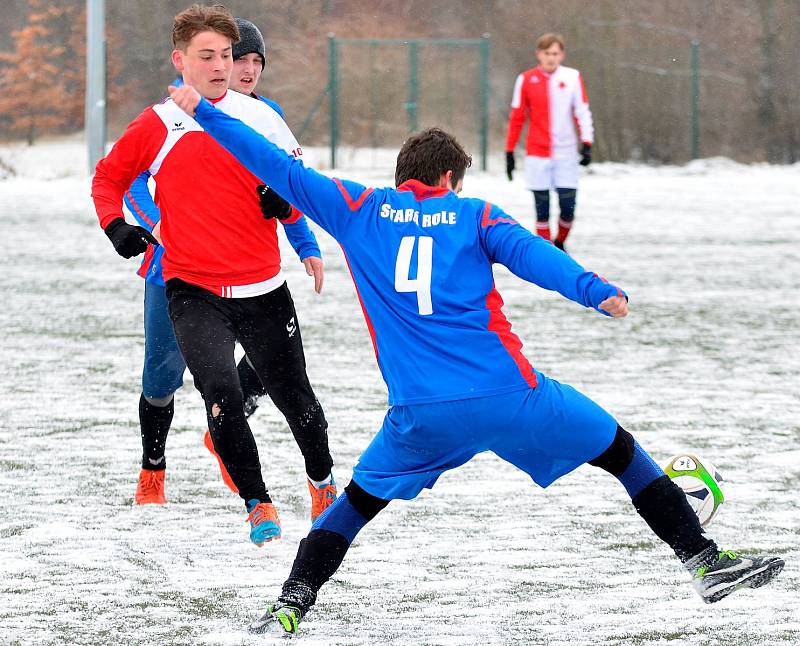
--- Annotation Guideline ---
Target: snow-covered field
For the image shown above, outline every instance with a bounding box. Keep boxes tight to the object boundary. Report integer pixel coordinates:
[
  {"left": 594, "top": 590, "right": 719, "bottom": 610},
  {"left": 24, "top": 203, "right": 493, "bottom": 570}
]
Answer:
[{"left": 1, "top": 137, "right": 798, "bottom": 645}]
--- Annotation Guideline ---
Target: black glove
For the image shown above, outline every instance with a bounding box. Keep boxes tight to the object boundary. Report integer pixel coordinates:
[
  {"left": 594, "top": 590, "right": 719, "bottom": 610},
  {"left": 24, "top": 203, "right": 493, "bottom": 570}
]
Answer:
[
  {"left": 104, "top": 217, "right": 158, "bottom": 259},
  {"left": 256, "top": 184, "right": 293, "bottom": 220},
  {"left": 505, "top": 151, "right": 515, "bottom": 181},
  {"left": 579, "top": 143, "right": 592, "bottom": 167}
]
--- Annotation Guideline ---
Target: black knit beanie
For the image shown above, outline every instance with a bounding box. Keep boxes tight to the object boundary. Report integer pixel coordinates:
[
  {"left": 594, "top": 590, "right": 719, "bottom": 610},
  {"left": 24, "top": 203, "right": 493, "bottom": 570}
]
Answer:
[{"left": 233, "top": 18, "right": 266, "bottom": 70}]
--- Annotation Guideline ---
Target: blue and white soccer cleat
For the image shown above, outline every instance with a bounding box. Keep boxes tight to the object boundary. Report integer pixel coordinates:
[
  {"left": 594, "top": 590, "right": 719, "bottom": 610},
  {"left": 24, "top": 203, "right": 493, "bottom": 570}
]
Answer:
[{"left": 245, "top": 499, "right": 281, "bottom": 546}]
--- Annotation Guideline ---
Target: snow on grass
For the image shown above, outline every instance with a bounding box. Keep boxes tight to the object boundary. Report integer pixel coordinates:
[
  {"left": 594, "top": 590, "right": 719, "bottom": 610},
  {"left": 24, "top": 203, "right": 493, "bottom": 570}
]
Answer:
[{"left": 1, "top": 139, "right": 798, "bottom": 645}]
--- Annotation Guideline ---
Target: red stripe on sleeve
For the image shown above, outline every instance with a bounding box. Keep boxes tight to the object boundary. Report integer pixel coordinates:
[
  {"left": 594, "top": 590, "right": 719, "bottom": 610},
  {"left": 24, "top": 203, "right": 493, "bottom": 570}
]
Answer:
[
  {"left": 282, "top": 205, "right": 303, "bottom": 224},
  {"left": 481, "top": 202, "right": 518, "bottom": 229},
  {"left": 578, "top": 72, "right": 589, "bottom": 104},
  {"left": 593, "top": 273, "right": 623, "bottom": 299},
  {"left": 573, "top": 115, "right": 582, "bottom": 139},
  {"left": 124, "top": 190, "right": 156, "bottom": 229},
  {"left": 333, "top": 178, "right": 374, "bottom": 211}
]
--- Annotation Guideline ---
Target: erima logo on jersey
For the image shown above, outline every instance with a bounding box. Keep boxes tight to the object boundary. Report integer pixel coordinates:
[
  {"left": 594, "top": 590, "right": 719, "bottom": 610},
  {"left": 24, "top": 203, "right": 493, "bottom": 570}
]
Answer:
[
  {"left": 286, "top": 317, "right": 296, "bottom": 337},
  {"left": 172, "top": 122, "right": 185, "bottom": 132}
]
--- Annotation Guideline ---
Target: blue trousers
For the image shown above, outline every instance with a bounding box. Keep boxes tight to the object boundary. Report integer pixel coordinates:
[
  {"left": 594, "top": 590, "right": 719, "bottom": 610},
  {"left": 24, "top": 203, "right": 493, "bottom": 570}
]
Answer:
[{"left": 142, "top": 281, "right": 185, "bottom": 399}]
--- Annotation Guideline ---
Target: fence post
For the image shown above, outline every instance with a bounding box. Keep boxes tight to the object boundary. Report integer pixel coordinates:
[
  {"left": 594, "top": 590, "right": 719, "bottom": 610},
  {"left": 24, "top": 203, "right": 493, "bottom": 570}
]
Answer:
[
  {"left": 86, "top": 0, "right": 106, "bottom": 173},
  {"left": 408, "top": 41, "right": 419, "bottom": 132},
  {"left": 328, "top": 34, "right": 338, "bottom": 169},
  {"left": 691, "top": 39, "right": 700, "bottom": 160},
  {"left": 479, "top": 34, "right": 490, "bottom": 171}
]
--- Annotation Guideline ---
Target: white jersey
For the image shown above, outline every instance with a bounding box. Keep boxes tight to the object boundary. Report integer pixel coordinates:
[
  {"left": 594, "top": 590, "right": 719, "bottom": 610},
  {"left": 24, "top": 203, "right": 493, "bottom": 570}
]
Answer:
[{"left": 506, "top": 65, "right": 593, "bottom": 160}]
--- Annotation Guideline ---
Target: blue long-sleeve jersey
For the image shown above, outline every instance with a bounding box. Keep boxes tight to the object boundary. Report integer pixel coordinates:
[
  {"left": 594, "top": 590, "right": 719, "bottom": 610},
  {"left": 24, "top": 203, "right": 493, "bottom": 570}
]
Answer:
[
  {"left": 192, "top": 97, "right": 626, "bottom": 406},
  {"left": 122, "top": 95, "right": 321, "bottom": 287}
]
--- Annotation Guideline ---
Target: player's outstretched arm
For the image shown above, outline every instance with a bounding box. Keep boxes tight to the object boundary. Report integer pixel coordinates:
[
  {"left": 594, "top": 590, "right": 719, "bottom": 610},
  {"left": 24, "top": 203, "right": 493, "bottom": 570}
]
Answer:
[
  {"left": 168, "top": 84, "right": 358, "bottom": 240},
  {"left": 480, "top": 202, "right": 627, "bottom": 316}
]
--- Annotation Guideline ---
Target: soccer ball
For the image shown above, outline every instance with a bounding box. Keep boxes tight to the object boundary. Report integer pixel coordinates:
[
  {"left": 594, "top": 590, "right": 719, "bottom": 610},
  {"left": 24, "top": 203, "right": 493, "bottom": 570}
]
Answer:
[{"left": 664, "top": 453, "right": 725, "bottom": 527}]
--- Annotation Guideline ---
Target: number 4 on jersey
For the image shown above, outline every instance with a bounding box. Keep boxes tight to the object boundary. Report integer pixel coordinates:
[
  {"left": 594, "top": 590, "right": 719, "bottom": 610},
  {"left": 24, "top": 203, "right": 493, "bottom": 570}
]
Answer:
[{"left": 395, "top": 236, "right": 433, "bottom": 315}]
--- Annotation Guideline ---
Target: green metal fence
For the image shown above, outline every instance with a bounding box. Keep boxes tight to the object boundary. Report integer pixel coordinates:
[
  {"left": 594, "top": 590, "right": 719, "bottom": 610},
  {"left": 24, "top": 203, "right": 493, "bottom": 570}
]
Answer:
[{"left": 324, "top": 35, "right": 490, "bottom": 170}]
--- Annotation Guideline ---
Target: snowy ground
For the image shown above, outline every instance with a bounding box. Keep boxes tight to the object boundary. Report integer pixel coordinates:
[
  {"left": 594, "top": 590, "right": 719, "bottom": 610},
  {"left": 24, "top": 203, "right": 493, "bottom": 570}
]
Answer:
[{"left": 1, "top": 137, "right": 798, "bottom": 645}]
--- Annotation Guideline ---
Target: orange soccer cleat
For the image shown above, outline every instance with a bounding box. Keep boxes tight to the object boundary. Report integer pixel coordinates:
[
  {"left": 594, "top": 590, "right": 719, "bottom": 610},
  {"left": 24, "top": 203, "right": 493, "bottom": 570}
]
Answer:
[
  {"left": 203, "top": 429, "right": 238, "bottom": 494},
  {"left": 307, "top": 476, "right": 337, "bottom": 522},
  {"left": 134, "top": 468, "right": 167, "bottom": 505},
  {"left": 245, "top": 500, "right": 282, "bottom": 546}
]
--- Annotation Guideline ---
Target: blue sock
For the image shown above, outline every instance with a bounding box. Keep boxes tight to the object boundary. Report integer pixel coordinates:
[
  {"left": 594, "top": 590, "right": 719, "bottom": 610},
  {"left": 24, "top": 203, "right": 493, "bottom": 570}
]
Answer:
[
  {"left": 617, "top": 441, "right": 665, "bottom": 498},
  {"left": 311, "top": 492, "right": 369, "bottom": 544}
]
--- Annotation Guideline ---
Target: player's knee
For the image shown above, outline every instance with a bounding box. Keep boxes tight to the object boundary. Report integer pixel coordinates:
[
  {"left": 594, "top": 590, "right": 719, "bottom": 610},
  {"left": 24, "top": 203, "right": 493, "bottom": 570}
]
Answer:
[
  {"left": 532, "top": 190, "right": 550, "bottom": 220},
  {"left": 206, "top": 390, "right": 240, "bottom": 419},
  {"left": 344, "top": 480, "right": 389, "bottom": 521},
  {"left": 143, "top": 393, "right": 175, "bottom": 408},
  {"left": 556, "top": 187, "right": 576, "bottom": 220},
  {"left": 200, "top": 376, "right": 243, "bottom": 418},
  {"left": 588, "top": 425, "right": 635, "bottom": 477}
]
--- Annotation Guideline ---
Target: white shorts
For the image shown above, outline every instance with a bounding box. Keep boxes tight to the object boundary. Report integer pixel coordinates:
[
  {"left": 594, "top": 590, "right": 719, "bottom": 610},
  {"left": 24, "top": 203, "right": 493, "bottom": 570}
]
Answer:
[{"left": 524, "top": 155, "right": 580, "bottom": 191}]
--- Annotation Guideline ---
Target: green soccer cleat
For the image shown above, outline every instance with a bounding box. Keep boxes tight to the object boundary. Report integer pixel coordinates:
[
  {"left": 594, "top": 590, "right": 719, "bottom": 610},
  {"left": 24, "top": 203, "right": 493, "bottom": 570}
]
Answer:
[
  {"left": 248, "top": 603, "right": 303, "bottom": 637},
  {"left": 688, "top": 546, "right": 784, "bottom": 603}
]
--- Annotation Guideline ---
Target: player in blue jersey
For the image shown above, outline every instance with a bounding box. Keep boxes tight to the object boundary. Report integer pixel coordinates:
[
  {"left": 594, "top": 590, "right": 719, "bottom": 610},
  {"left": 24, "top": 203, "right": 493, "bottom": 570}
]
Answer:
[
  {"left": 168, "top": 84, "right": 785, "bottom": 636},
  {"left": 122, "top": 18, "right": 336, "bottom": 523}
]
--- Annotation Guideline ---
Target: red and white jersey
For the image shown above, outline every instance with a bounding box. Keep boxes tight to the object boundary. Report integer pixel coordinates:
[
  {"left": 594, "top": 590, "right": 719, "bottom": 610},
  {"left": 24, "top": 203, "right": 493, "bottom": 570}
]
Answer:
[
  {"left": 92, "top": 90, "right": 303, "bottom": 297},
  {"left": 505, "top": 65, "right": 593, "bottom": 159}
]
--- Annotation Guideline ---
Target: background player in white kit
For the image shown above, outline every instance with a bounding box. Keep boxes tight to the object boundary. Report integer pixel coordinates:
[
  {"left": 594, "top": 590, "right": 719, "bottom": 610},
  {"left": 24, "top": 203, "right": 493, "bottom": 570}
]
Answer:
[{"left": 505, "top": 33, "right": 593, "bottom": 253}]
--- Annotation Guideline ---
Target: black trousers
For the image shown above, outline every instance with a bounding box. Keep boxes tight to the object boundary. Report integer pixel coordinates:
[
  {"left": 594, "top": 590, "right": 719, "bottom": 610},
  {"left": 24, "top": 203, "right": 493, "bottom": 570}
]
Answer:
[{"left": 166, "top": 279, "right": 333, "bottom": 502}]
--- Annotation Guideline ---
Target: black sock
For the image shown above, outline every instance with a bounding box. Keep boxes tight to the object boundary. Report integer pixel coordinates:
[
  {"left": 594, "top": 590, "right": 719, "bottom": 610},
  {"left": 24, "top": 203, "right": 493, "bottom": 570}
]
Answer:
[
  {"left": 280, "top": 529, "right": 351, "bottom": 613},
  {"left": 632, "top": 475, "right": 716, "bottom": 562},
  {"left": 139, "top": 393, "right": 174, "bottom": 470}
]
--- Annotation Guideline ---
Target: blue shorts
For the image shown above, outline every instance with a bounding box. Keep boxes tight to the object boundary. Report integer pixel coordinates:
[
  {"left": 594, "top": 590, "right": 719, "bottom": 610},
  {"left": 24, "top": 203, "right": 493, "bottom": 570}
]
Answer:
[
  {"left": 352, "top": 373, "right": 617, "bottom": 501},
  {"left": 142, "top": 281, "right": 185, "bottom": 399}
]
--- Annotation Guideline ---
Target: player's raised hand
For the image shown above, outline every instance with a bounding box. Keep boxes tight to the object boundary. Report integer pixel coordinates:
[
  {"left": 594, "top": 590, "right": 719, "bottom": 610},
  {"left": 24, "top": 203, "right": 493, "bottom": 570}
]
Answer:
[
  {"left": 168, "top": 84, "right": 201, "bottom": 116},
  {"left": 302, "top": 256, "right": 324, "bottom": 294},
  {"left": 599, "top": 295, "right": 628, "bottom": 318}
]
